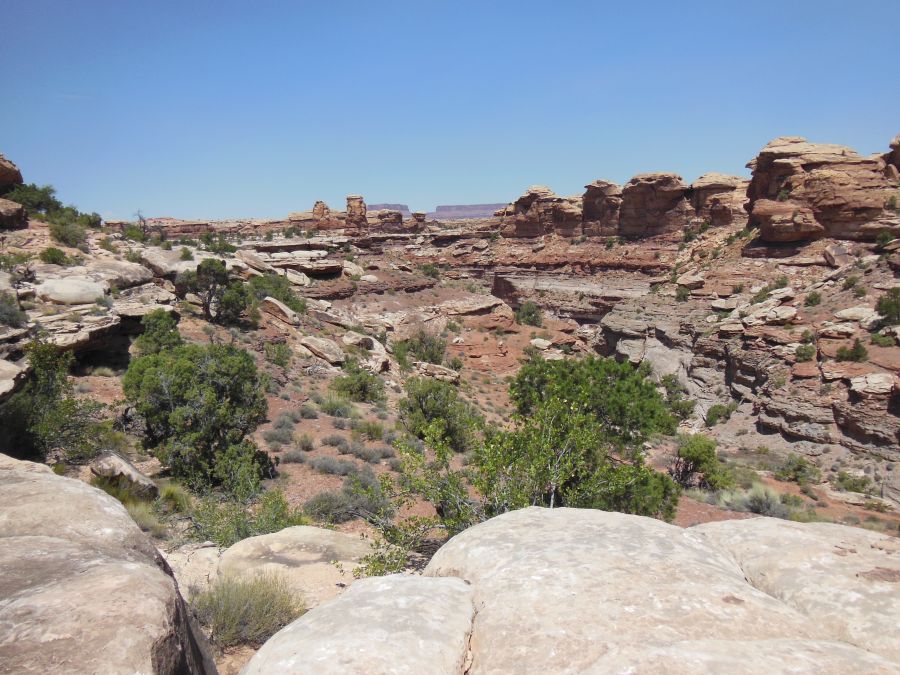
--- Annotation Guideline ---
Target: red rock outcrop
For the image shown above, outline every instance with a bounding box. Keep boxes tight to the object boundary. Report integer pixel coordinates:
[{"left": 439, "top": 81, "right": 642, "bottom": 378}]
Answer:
[
  {"left": 582, "top": 180, "right": 622, "bottom": 237},
  {"left": 618, "top": 173, "right": 693, "bottom": 237},
  {"left": 346, "top": 195, "right": 367, "bottom": 229},
  {"left": 0, "top": 154, "right": 22, "bottom": 191},
  {"left": 0, "top": 197, "right": 27, "bottom": 230},
  {"left": 366, "top": 209, "right": 405, "bottom": 233},
  {"left": 690, "top": 173, "right": 749, "bottom": 228},
  {"left": 746, "top": 136, "right": 900, "bottom": 242},
  {"left": 498, "top": 186, "right": 583, "bottom": 237}
]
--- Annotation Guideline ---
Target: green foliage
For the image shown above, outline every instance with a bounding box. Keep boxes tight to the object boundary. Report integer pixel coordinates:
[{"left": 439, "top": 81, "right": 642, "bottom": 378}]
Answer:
[
  {"left": 179, "top": 247, "right": 193, "bottom": 261},
  {"left": 399, "top": 377, "right": 480, "bottom": 453},
  {"left": 176, "top": 259, "right": 250, "bottom": 324},
  {"left": 795, "top": 344, "right": 816, "bottom": 362},
  {"left": 510, "top": 356, "right": 675, "bottom": 446},
  {"left": 842, "top": 274, "right": 859, "bottom": 291},
  {"left": 201, "top": 232, "right": 237, "bottom": 254},
  {"left": 705, "top": 402, "right": 737, "bottom": 427},
  {"left": 38, "top": 247, "right": 72, "bottom": 265},
  {"left": 48, "top": 220, "right": 88, "bottom": 250},
  {"left": 248, "top": 273, "right": 307, "bottom": 314},
  {"left": 870, "top": 332, "right": 897, "bottom": 347},
  {"left": 320, "top": 395, "right": 355, "bottom": 418},
  {"left": 133, "top": 309, "right": 182, "bottom": 355},
  {"left": 420, "top": 263, "right": 440, "bottom": 279},
  {"left": 1, "top": 183, "right": 61, "bottom": 214},
  {"left": 774, "top": 454, "right": 821, "bottom": 486},
  {"left": 836, "top": 471, "right": 873, "bottom": 495},
  {"left": 876, "top": 229, "right": 896, "bottom": 250},
  {"left": 304, "top": 468, "right": 391, "bottom": 524},
  {"left": 122, "top": 342, "right": 271, "bottom": 495},
  {"left": 836, "top": 338, "right": 868, "bottom": 362},
  {"left": 801, "top": 329, "right": 816, "bottom": 344},
  {"left": 669, "top": 434, "right": 732, "bottom": 490},
  {"left": 330, "top": 359, "right": 385, "bottom": 403},
  {"left": 514, "top": 301, "right": 543, "bottom": 327},
  {"left": 876, "top": 288, "right": 900, "bottom": 325},
  {"left": 393, "top": 329, "right": 446, "bottom": 368},
  {"left": 264, "top": 342, "right": 292, "bottom": 369},
  {"left": 660, "top": 374, "right": 696, "bottom": 421},
  {"left": 675, "top": 286, "right": 690, "bottom": 302},
  {"left": 192, "top": 489, "right": 306, "bottom": 547},
  {"left": 352, "top": 419, "right": 384, "bottom": 442},
  {"left": 0, "top": 292, "right": 26, "bottom": 328},
  {"left": 804, "top": 291, "right": 821, "bottom": 307},
  {"left": 192, "top": 573, "right": 303, "bottom": 647},
  {"left": 0, "top": 337, "right": 105, "bottom": 461}
]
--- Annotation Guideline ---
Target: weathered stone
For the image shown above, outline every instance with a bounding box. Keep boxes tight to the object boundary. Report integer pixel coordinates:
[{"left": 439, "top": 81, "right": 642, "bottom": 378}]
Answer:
[
  {"left": 747, "top": 136, "right": 900, "bottom": 242},
  {"left": 242, "top": 575, "right": 474, "bottom": 675},
  {"left": 421, "top": 507, "right": 899, "bottom": 672},
  {"left": 0, "top": 197, "right": 27, "bottom": 230},
  {"left": 35, "top": 278, "right": 108, "bottom": 305},
  {"left": 299, "top": 335, "right": 344, "bottom": 365},
  {"left": 849, "top": 372, "right": 896, "bottom": 398},
  {"left": 90, "top": 452, "right": 158, "bottom": 500},
  {"left": 413, "top": 361, "right": 460, "bottom": 383},
  {"left": 498, "top": 186, "right": 582, "bottom": 237},
  {"left": 690, "top": 173, "right": 749, "bottom": 228},
  {"left": 581, "top": 179, "right": 622, "bottom": 236},
  {"left": 0, "top": 359, "right": 26, "bottom": 400},
  {"left": 834, "top": 306, "right": 883, "bottom": 330},
  {"left": 0, "top": 153, "right": 23, "bottom": 190},
  {"left": 0, "top": 454, "right": 214, "bottom": 674},
  {"left": 346, "top": 195, "right": 367, "bottom": 229},
  {"left": 218, "top": 526, "right": 371, "bottom": 609},
  {"left": 260, "top": 296, "right": 300, "bottom": 326},
  {"left": 162, "top": 542, "right": 221, "bottom": 598},
  {"left": 530, "top": 337, "right": 552, "bottom": 350},
  {"left": 676, "top": 270, "right": 705, "bottom": 290},
  {"left": 236, "top": 249, "right": 274, "bottom": 273},
  {"left": 619, "top": 173, "right": 693, "bottom": 237},
  {"left": 824, "top": 243, "right": 853, "bottom": 268}
]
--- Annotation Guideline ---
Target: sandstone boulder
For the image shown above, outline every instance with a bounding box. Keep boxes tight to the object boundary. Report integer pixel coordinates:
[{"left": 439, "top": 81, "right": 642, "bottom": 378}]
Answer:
[
  {"left": 0, "top": 197, "right": 27, "bottom": 230},
  {"left": 834, "top": 306, "right": 882, "bottom": 330},
  {"left": 413, "top": 361, "right": 460, "bottom": 383},
  {"left": 420, "top": 507, "right": 899, "bottom": 672},
  {"left": 849, "top": 372, "right": 895, "bottom": 398},
  {"left": 346, "top": 195, "right": 367, "bottom": 229},
  {"left": 0, "top": 153, "right": 23, "bottom": 190},
  {"left": 0, "top": 454, "right": 213, "bottom": 674},
  {"left": 218, "top": 526, "right": 371, "bottom": 609},
  {"left": 299, "top": 335, "right": 344, "bottom": 365},
  {"left": 90, "top": 452, "right": 158, "bottom": 499},
  {"left": 35, "top": 278, "right": 108, "bottom": 305},
  {"left": 0, "top": 359, "right": 26, "bottom": 400},
  {"left": 242, "top": 575, "right": 474, "bottom": 675},
  {"left": 260, "top": 296, "right": 301, "bottom": 326}
]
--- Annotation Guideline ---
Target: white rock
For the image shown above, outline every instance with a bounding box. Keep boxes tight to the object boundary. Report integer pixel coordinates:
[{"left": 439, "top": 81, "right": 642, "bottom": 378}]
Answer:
[
  {"left": 834, "top": 306, "right": 883, "bottom": 331},
  {"left": 35, "top": 278, "right": 108, "bottom": 305},
  {"left": 849, "top": 372, "right": 895, "bottom": 398},
  {"left": 530, "top": 338, "right": 552, "bottom": 350},
  {"left": 260, "top": 296, "right": 300, "bottom": 326}
]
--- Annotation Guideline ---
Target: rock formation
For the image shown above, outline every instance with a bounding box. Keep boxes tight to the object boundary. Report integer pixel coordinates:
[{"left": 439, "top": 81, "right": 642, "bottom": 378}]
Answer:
[
  {"left": 0, "top": 153, "right": 22, "bottom": 191},
  {"left": 0, "top": 197, "right": 27, "bottom": 230},
  {"left": 746, "top": 136, "right": 900, "bottom": 242},
  {"left": 581, "top": 179, "right": 622, "bottom": 237},
  {"left": 345, "top": 195, "right": 367, "bottom": 229},
  {"left": 497, "top": 186, "right": 583, "bottom": 237},
  {"left": 690, "top": 173, "right": 749, "bottom": 227},
  {"left": 618, "top": 172, "right": 694, "bottom": 237},
  {"left": 0, "top": 454, "right": 214, "bottom": 674},
  {"left": 246, "top": 507, "right": 900, "bottom": 673}
]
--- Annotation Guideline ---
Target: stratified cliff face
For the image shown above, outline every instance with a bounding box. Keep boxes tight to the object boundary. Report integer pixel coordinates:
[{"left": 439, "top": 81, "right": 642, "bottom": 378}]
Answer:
[{"left": 746, "top": 136, "right": 900, "bottom": 242}]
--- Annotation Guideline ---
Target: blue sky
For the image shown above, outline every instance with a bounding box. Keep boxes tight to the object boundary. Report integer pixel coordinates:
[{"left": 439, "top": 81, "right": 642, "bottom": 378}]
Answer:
[{"left": 1, "top": 1, "right": 898, "bottom": 220}]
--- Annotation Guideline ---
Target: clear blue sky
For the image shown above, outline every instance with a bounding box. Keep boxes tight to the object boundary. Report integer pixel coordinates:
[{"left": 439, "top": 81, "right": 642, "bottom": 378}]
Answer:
[{"left": 1, "top": 1, "right": 898, "bottom": 220}]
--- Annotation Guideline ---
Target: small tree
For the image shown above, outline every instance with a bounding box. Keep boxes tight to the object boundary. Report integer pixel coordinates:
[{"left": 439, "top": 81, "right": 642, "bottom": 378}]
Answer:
[
  {"left": 514, "top": 301, "right": 543, "bottom": 327},
  {"left": 330, "top": 359, "right": 385, "bottom": 403},
  {"left": 176, "top": 259, "right": 250, "bottom": 324},
  {"left": 398, "top": 377, "right": 480, "bottom": 453},
  {"left": 876, "top": 288, "right": 900, "bottom": 325},
  {"left": 836, "top": 338, "right": 868, "bottom": 362},
  {"left": 133, "top": 309, "right": 183, "bottom": 355},
  {"left": 123, "top": 342, "right": 271, "bottom": 495},
  {"left": 669, "top": 434, "right": 731, "bottom": 490}
]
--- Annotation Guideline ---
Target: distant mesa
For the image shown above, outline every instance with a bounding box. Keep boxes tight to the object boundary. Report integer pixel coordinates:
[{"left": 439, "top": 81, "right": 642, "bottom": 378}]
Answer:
[
  {"left": 429, "top": 203, "right": 507, "bottom": 220},
  {"left": 368, "top": 203, "right": 411, "bottom": 217}
]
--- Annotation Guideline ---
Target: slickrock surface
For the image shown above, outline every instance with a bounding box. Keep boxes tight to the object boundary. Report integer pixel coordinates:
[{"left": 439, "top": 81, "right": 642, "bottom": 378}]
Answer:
[{"left": 0, "top": 454, "right": 214, "bottom": 674}]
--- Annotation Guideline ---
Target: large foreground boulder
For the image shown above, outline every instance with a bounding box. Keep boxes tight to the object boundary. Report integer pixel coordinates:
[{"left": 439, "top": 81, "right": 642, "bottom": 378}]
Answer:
[
  {"left": 0, "top": 454, "right": 214, "bottom": 674},
  {"left": 218, "top": 526, "right": 371, "bottom": 609},
  {"left": 242, "top": 575, "right": 474, "bottom": 675},
  {"left": 247, "top": 507, "right": 900, "bottom": 673},
  {"left": 0, "top": 197, "right": 27, "bottom": 230}
]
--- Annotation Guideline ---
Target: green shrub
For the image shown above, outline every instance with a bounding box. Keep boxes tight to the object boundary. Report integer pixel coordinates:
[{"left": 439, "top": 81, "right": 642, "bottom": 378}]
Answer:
[
  {"left": 836, "top": 471, "right": 872, "bottom": 494},
  {"left": 310, "top": 455, "right": 358, "bottom": 476},
  {"left": 804, "top": 291, "right": 821, "bottom": 307},
  {"left": 48, "top": 220, "right": 88, "bottom": 249},
  {"left": 675, "top": 286, "right": 690, "bottom": 302},
  {"left": 399, "top": 377, "right": 480, "bottom": 453},
  {"left": 669, "top": 434, "right": 732, "bottom": 490},
  {"left": 281, "top": 450, "right": 306, "bottom": 463},
  {"left": 870, "top": 332, "right": 896, "bottom": 347},
  {"left": 158, "top": 482, "right": 192, "bottom": 514},
  {"left": 263, "top": 427, "right": 294, "bottom": 448},
  {"left": 842, "top": 275, "right": 859, "bottom": 291},
  {"left": 795, "top": 344, "right": 816, "bottom": 362},
  {"left": 179, "top": 247, "right": 193, "bottom": 261},
  {"left": 420, "top": 263, "right": 440, "bottom": 279},
  {"left": 353, "top": 419, "right": 384, "bottom": 442},
  {"left": 192, "top": 489, "right": 306, "bottom": 547},
  {"left": 264, "top": 342, "right": 292, "bottom": 369},
  {"left": 876, "top": 229, "right": 896, "bottom": 249},
  {"left": 801, "top": 329, "right": 816, "bottom": 344},
  {"left": 39, "top": 247, "right": 71, "bottom": 265},
  {"left": 321, "top": 434, "right": 349, "bottom": 450},
  {"left": 836, "top": 339, "right": 868, "bottom": 362},
  {"left": 321, "top": 395, "right": 355, "bottom": 418},
  {"left": 304, "top": 468, "right": 391, "bottom": 524},
  {"left": 176, "top": 259, "right": 250, "bottom": 324},
  {"left": 126, "top": 502, "right": 167, "bottom": 537},
  {"left": 0, "top": 292, "right": 26, "bottom": 328},
  {"left": 876, "top": 288, "right": 900, "bottom": 325},
  {"left": 297, "top": 433, "right": 314, "bottom": 452},
  {"left": 705, "top": 402, "right": 737, "bottom": 427},
  {"left": 123, "top": 342, "right": 271, "bottom": 496},
  {"left": 299, "top": 404, "right": 318, "bottom": 419},
  {"left": 134, "top": 309, "right": 182, "bottom": 355},
  {"left": 774, "top": 454, "right": 821, "bottom": 486},
  {"left": 248, "top": 274, "right": 307, "bottom": 314},
  {"left": 514, "top": 301, "right": 543, "bottom": 327},
  {"left": 330, "top": 359, "right": 385, "bottom": 403},
  {"left": 660, "top": 374, "right": 696, "bottom": 421},
  {"left": 192, "top": 573, "right": 303, "bottom": 647},
  {"left": 394, "top": 329, "right": 446, "bottom": 367}
]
